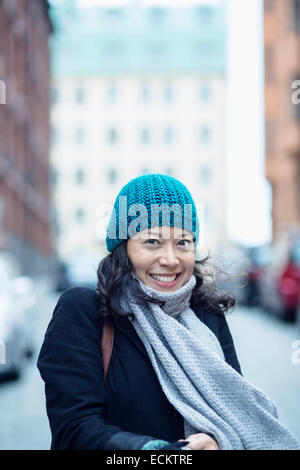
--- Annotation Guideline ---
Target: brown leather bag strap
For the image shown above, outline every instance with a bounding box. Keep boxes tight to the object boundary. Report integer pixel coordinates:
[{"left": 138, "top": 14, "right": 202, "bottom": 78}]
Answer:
[{"left": 101, "top": 321, "right": 114, "bottom": 385}]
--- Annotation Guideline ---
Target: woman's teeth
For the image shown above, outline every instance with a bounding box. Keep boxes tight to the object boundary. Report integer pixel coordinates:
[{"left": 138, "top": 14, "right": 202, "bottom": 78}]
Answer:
[{"left": 150, "top": 274, "right": 177, "bottom": 282}]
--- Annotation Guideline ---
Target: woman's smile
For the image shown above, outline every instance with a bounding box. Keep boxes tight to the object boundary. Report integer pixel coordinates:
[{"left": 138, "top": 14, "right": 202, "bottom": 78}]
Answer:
[
  {"left": 148, "top": 272, "right": 182, "bottom": 289},
  {"left": 127, "top": 225, "right": 195, "bottom": 292}
]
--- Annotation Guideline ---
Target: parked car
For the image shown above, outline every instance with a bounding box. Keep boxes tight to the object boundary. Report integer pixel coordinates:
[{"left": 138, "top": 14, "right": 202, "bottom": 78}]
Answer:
[
  {"left": 242, "top": 245, "right": 272, "bottom": 307},
  {"left": 0, "top": 252, "right": 36, "bottom": 380},
  {"left": 11, "top": 275, "right": 36, "bottom": 311},
  {"left": 54, "top": 261, "right": 70, "bottom": 292},
  {"left": 277, "top": 242, "right": 300, "bottom": 322},
  {"left": 259, "top": 237, "right": 300, "bottom": 322}
]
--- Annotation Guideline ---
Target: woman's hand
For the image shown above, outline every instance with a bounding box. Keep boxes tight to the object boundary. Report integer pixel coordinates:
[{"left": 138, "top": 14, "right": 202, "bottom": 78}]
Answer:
[{"left": 178, "top": 433, "right": 219, "bottom": 450}]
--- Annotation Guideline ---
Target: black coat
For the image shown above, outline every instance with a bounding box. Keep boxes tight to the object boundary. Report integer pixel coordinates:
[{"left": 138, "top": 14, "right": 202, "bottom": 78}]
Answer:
[{"left": 37, "top": 286, "right": 243, "bottom": 450}]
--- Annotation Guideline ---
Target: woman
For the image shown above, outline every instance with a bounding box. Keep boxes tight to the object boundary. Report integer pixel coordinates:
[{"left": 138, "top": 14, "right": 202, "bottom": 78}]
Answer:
[{"left": 37, "top": 174, "right": 300, "bottom": 450}]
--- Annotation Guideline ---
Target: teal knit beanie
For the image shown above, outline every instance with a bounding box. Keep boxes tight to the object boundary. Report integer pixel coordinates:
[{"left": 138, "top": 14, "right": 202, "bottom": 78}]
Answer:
[{"left": 105, "top": 174, "right": 199, "bottom": 254}]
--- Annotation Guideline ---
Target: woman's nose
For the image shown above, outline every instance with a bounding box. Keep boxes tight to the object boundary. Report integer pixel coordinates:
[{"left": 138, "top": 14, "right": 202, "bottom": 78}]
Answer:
[{"left": 159, "top": 245, "right": 179, "bottom": 267}]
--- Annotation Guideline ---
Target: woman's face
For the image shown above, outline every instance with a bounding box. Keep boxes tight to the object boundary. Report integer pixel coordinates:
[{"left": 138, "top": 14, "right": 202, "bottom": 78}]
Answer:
[{"left": 127, "top": 225, "right": 195, "bottom": 292}]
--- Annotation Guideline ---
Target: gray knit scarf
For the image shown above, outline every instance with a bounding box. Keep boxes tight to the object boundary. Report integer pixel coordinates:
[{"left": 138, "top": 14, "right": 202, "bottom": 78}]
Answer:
[{"left": 121, "top": 273, "right": 300, "bottom": 450}]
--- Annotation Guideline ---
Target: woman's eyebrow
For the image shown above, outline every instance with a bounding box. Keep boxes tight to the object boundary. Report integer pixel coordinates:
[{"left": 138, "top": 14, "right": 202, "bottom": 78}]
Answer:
[
  {"left": 174, "top": 232, "right": 192, "bottom": 238},
  {"left": 147, "top": 232, "right": 192, "bottom": 238}
]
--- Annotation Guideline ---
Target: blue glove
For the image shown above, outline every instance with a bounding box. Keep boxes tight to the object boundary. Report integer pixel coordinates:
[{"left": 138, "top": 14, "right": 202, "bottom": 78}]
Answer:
[{"left": 141, "top": 439, "right": 190, "bottom": 450}]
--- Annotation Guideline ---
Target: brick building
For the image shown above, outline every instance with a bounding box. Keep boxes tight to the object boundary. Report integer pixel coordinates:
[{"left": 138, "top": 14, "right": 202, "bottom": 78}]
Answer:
[
  {"left": 264, "top": 0, "right": 300, "bottom": 241},
  {"left": 0, "top": 0, "right": 54, "bottom": 275}
]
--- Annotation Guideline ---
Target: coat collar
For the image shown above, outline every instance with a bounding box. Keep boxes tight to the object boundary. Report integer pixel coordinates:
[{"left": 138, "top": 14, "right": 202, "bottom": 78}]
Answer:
[
  {"left": 113, "top": 313, "right": 150, "bottom": 362},
  {"left": 113, "top": 303, "right": 204, "bottom": 363}
]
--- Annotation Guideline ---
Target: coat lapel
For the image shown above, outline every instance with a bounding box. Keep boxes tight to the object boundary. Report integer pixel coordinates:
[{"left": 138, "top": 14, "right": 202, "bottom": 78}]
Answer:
[{"left": 114, "top": 314, "right": 151, "bottom": 363}]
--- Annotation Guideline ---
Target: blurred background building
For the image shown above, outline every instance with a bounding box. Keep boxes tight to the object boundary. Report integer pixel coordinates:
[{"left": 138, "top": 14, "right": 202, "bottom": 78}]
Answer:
[
  {"left": 0, "top": 0, "right": 54, "bottom": 275},
  {"left": 264, "top": 0, "right": 300, "bottom": 242},
  {"left": 49, "top": 0, "right": 228, "bottom": 262}
]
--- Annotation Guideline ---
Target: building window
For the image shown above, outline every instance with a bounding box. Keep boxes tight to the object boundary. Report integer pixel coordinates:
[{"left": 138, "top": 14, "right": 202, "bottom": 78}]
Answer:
[
  {"left": 107, "top": 84, "right": 118, "bottom": 103},
  {"left": 51, "top": 126, "right": 60, "bottom": 145},
  {"left": 264, "top": 0, "right": 275, "bottom": 12},
  {"left": 200, "top": 84, "right": 212, "bottom": 102},
  {"left": 108, "top": 168, "right": 118, "bottom": 184},
  {"left": 266, "top": 120, "right": 275, "bottom": 155},
  {"left": 265, "top": 46, "right": 275, "bottom": 82},
  {"left": 196, "top": 6, "right": 214, "bottom": 23},
  {"left": 76, "top": 87, "right": 85, "bottom": 103},
  {"left": 75, "top": 127, "right": 85, "bottom": 144},
  {"left": 104, "top": 8, "right": 124, "bottom": 19},
  {"left": 107, "top": 128, "right": 119, "bottom": 144},
  {"left": 199, "top": 166, "right": 212, "bottom": 185},
  {"left": 293, "top": 0, "right": 300, "bottom": 31},
  {"left": 50, "top": 168, "right": 58, "bottom": 186},
  {"left": 53, "top": 209, "right": 61, "bottom": 237},
  {"left": 75, "top": 208, "right": 85, "bottom": 223},
  {"left": 199, "top": 126, "right": 211, "bottom": 143},
  {"left": 163, "top": 127, "right": 174, "bottom": 145},
  {"left": 51, "top": 87, "right": 59, "bottom": 105},
  {"left": 140, "top": 84, "right": 150, "bottom": 103},
  {"left": 149, "top": 7, "right": 167, "bottom": 24},
  {"left": 164, "top": 84, "right": 174, "bottom": 103},
  {"left": 140, "top": 128, "right": 151, "bottom": 144},
  {"left": 75, "top": 169, "right": 85, "bottom": 184}
]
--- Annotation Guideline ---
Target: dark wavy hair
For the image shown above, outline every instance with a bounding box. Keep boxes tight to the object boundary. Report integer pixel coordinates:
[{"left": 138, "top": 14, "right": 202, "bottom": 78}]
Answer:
[{"left": 96, "top": 240, "right": 235, "bottom": 324}]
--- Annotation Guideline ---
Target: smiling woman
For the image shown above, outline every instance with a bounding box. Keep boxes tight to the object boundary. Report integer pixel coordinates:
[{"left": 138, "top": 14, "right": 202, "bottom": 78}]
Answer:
[
  {"left": 97, "top": 174, "right": 234, "bottom": 324},
  {"left": 37, "top": 173, "right": 300, "bottom": 451},
  {"left": 126, "top": 226, "right": 195, "bottom": 292}
]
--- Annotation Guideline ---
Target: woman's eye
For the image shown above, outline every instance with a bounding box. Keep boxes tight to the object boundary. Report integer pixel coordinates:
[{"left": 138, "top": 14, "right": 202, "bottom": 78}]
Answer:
[
  {"left": 144, "top": 239, "right": 192, "bottom": 247},
  {"left": 178, "top": 239, "right": 191, "bottom": 246},
  {"left": 145, "top": 239, "right": 159, "bottom": 245}
]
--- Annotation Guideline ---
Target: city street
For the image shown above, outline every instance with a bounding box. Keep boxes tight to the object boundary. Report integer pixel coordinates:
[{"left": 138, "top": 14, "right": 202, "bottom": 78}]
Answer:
[{"left": 0, "top": 285, "right": 299, "bottom": 450}]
